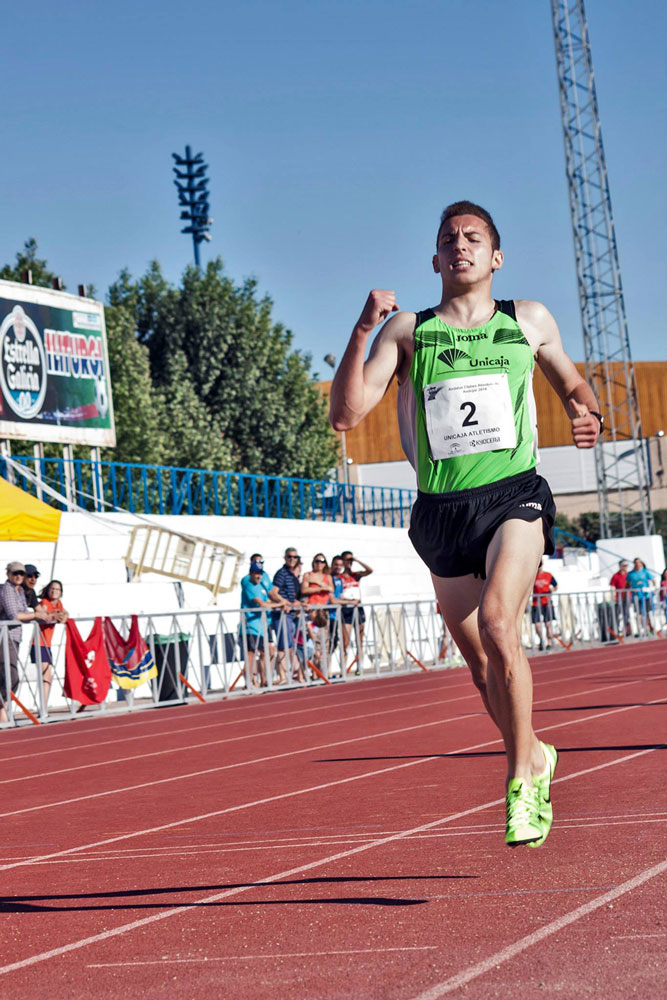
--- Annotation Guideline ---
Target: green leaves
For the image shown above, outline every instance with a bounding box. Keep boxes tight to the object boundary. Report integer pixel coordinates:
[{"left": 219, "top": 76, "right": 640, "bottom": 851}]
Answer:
[
  {"left": 2, "top": 242, "right": 339, "bottom": 478},
  {"left": 109, "top": 258, "right": 339, "bottom": 477}
]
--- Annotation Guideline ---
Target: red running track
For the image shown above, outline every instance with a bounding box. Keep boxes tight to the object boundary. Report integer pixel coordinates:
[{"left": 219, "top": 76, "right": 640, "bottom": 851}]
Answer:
[{"left": 0, "top": 641, "right": 665, "bottom": 999}]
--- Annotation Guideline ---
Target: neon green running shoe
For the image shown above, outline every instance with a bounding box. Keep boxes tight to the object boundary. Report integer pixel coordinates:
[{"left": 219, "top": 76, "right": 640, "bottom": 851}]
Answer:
[
  {"left": 528, "top": 741, "right": 558, "bottom": 849},
  {"left": 505, "top": 778, "right": 542, "bottom": 847}
]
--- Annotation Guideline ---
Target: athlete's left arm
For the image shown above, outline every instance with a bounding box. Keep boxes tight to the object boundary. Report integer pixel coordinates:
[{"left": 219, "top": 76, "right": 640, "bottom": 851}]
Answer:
[{"left": 516, "top": 300, "right": 601, "bottom": 449}]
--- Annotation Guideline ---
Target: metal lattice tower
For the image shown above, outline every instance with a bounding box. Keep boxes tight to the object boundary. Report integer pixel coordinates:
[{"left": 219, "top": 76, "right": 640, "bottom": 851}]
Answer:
[{"left": 550, "top": 0, "right": 654, "bottom": 537}]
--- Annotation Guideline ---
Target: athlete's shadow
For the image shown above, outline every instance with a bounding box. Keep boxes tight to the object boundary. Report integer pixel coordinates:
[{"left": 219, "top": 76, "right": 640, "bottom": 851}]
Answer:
[
  {"left": 0, "top": 873, "right": 477, "bottom": 914},
  {"left": 318, "top": 742, "right": 666, "bottom": 763}
]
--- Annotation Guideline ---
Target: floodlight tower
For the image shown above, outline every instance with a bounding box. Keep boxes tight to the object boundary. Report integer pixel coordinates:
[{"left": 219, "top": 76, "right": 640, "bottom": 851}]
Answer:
[
  {"left": 172, "top": 145, "right": 213, "bottom": 267},
  {"left": 550, "top": 0, "right": 654, "bottom": 537}
]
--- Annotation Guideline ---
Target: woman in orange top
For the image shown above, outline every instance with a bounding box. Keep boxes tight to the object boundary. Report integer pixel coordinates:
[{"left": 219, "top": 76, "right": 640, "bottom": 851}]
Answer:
[
  {"left": 36, "top": 580, "right": 69, "bottom": 705},
  {"left": 301, "top": 555, "right": 334, "bottom": 673},
  {"left": 301, "top": 554, "right": 334, "bottom": 605}
]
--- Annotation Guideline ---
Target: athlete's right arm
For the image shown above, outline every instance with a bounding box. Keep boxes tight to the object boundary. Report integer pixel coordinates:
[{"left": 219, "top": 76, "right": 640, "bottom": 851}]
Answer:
[{"left": 329, "top": 290, "right": 414, "bottom": 431}]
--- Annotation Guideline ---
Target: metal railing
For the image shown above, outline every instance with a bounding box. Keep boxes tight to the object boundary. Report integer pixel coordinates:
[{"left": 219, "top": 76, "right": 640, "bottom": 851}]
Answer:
[
  {"left": 1, "top": 455, "right": 416, "bottom": 526},
  {"left": 1, "top": 589, "right": 664, "bottom": 727}
]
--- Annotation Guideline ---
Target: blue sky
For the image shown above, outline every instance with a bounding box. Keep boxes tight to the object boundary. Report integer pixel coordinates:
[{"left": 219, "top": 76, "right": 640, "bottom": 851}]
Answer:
[{"left": 2, "top": 0, "right": 665, "bottom": 373}]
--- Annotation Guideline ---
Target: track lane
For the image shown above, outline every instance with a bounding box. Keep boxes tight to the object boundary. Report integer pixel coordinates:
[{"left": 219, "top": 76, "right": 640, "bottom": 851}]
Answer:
[{"left": 1, "top": 642, "right": 665, "bottom": 998}]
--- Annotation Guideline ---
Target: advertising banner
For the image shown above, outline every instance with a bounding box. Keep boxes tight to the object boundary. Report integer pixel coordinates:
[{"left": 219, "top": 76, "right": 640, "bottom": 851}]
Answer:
[{"left": 0, "top": 279, "right": 116, "bottom": 446}]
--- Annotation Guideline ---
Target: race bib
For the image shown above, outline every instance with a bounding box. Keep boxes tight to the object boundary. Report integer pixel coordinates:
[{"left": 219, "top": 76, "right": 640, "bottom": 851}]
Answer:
[{"left": 424, "top": 373, "right": 516, "bottom": 460}]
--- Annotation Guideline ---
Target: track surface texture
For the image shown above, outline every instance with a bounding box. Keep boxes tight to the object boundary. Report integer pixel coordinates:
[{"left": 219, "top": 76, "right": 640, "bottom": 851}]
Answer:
[{"left": 1, "top": 641, "right": 665, "bottom": 999}]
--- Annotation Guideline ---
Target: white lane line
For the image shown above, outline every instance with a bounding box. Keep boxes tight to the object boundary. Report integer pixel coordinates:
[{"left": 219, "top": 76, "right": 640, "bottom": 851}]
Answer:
[
  {"left": 1, "top": 686, "right": 663, "bottom": 863},
  {"left": 0, "top": 675, "right": 454, "bottom": 762},
  {"left": 0, "top": 640, "right": 616, "bottom": 764},
  {"left": 2, "top": 667, "right": 662, "bottom": 821},
  {"left": 0, "top": 672, "right": 454, "bottom": 753},
  {"left": 0, "top": 697, "right": 456, "bottom": 785},
  {"left": 10, "top": 815, "right": 667, "bottom": 864},
  {"left": 3, "top": 809, "right": 660, "bottom": 858},
  {"left": 612, "top": 933, "right": 666, "bottom": 939},
  {"left": 0, "top": 746, "right": 659, "bottom": 977},
  {"left": 0, "top": 640, "right": 644, "bottom": 756},
  {"left": 87, "top": 946, "right": 438, "bottom": 967},
  {"left": 12, "top": 651, "right": 655, "bottom": 784},
  {"left": 409, "top": 859, "right": 667, "bottom": 999}
]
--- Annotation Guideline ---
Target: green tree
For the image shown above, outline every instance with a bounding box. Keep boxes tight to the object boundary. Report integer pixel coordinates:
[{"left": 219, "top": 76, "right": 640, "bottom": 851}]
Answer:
[
  {"left": 104, "top": 271, "right": 166, "bottom": 465},
  {"left": 127, "top": 258, "right": 339, "bottom": 478},
  {"left": 0, "top": 237, "right": 60, "bottom": 288}
]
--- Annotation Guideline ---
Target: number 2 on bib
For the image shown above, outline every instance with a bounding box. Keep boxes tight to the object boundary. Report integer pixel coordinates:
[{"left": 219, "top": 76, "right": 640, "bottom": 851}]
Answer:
[
  {"left": 424, "top": 373, "right": 517, "bottom": 461},
  {"left": 460, "top": 401, "right": 478, "bottom": 427}
]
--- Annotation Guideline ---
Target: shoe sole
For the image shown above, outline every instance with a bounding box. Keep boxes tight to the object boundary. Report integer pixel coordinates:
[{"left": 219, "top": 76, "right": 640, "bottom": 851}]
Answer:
[{"left": 506, "top": 833, "right": 542, "bottom": 848}]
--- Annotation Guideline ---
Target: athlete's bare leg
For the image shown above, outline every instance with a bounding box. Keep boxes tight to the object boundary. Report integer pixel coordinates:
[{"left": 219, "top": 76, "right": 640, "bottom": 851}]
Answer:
[
  {"left": 430, "top": 572, "right": 497, "bottom": 724},
  {"left": 480, "top": 518, "right": 547, "bottom": 783},
  {"left": 433, "top": 518, "right": 547, "bottom": 784}
]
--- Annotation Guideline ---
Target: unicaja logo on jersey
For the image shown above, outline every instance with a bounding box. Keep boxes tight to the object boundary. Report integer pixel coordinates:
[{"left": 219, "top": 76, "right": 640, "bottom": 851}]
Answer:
[
  {"left": 0, "top": 305, "right": 48, "bottom": 419},
  {"left": 468, "top": 355, "right": 509, "bottom": 369},
  {"left": 437, "top": 348, "right": 470, "bottom": 369}
]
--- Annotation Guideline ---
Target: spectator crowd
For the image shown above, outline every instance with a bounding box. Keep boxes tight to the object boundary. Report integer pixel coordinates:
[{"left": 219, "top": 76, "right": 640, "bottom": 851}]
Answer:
[
  {"left": 0, "top": 561, "right": 68, "bottom": 722},
  {"left": 239, "top": 547, "right": 373, "bottom": 686}
]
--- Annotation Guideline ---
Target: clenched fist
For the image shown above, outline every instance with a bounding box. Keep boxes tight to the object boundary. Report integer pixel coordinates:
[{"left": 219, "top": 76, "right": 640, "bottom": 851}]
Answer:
[
  {"left": 355, "top": 289, "right": 399, "bottom": 334},
  {"left": 570, "top": 401, "right": 600, "bottom": 449}
]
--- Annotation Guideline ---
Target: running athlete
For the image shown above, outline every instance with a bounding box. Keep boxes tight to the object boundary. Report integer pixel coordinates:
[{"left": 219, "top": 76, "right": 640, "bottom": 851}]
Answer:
[{"left": 329, "top": 201, "right": 602, "bottom": 847}]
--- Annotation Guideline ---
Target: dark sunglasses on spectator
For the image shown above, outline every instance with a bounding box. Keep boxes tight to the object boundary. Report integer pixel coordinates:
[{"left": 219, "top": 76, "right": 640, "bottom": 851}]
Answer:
[
  {"left": 313, "top": 559, "right": 325, "bottom": 564},
  {"left": 11, "top": 571, "right": 25, "bottom": 577}
]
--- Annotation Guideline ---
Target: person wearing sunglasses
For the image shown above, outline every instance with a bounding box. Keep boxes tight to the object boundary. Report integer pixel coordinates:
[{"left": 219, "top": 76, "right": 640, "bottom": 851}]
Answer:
[
  {"left": 301, "top": 554, "right": 334, "bottom": 606},
  {"left": 271, "top": 548, "right": 303, "bottom": 683},
  {"left": 22, "top": 563, "right": 41, "bottom": 609},
  {"left": 0, "top": 562, "right": 50, "bottom": 723}
]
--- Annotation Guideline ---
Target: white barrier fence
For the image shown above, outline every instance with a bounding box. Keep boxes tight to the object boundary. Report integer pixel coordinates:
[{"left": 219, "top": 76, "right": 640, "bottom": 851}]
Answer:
[{"left": 1, "top": 589, "right": 664, "bottom": 727}]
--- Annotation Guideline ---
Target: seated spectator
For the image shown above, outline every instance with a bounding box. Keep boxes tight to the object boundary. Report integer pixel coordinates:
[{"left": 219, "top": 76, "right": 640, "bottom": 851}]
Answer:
[
  {"left": 0, "top": 562, "right": 49, "bottom": 723},
  {"left": 22, "top": 564, "right": 41, "bottom": 610},
  {"left": 240, "top": 561, "right": 281, "bottom": 687},
  {"left": 35, "top": 580, "right": 69, "bottom": 707}
]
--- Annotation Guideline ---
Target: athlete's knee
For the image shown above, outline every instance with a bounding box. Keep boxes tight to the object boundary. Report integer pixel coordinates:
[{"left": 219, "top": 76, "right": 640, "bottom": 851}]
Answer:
[{"left": 478, "top": 610, "right": 521, "bottom": 662}]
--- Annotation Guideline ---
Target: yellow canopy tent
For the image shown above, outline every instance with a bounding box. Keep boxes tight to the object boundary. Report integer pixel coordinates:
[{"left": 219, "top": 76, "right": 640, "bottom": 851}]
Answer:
[{"left": 0, "top": 478, "right": 61, "bottom": 542}]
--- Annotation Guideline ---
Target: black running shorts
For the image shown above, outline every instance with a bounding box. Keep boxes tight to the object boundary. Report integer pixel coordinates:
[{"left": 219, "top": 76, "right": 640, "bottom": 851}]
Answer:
[{"left": 408, "top": 469, "right": 556, "bottom": 579}]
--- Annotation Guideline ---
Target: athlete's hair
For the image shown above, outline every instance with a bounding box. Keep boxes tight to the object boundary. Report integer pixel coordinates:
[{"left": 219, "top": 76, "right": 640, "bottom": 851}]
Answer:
[{"left": 436, "top": 201, "right": 500, "bottom": 251}]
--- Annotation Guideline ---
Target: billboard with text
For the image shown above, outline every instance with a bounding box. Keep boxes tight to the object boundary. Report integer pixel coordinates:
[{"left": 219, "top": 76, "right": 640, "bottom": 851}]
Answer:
[{"left": 0, "top": 280, "right": 115, "bottom": 446}]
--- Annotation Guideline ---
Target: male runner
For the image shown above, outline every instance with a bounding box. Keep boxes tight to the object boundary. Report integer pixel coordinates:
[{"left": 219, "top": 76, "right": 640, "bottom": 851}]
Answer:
[{"left": 329, "top": 201, "right": 601, "bottom": 847}]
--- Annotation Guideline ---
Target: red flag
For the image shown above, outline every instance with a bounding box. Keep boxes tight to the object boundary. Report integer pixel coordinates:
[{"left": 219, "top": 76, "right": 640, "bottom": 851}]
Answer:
[
  {"left": 64, "top": 618, "right": 112, "bottom": 705},
  {"left": 104, "top": 616, "right": 157, "bottom": 690}
]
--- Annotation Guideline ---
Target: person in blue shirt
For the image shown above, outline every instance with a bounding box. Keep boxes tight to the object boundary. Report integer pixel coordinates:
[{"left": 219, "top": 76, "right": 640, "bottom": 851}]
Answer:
[
  {"left": 240, "top": 561, "right": 282, "bottom": 686},
  {"left": 249, "top": 553, "right": 273, "bottom": 594},
  {"left": 625, "top": 557, "right": 657, "bottom": 633}
]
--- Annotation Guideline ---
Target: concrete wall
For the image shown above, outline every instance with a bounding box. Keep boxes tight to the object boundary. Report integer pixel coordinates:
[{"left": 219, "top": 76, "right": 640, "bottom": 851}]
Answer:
[{"left": 0, "top": 513, "right": 435, "bottom": 619}]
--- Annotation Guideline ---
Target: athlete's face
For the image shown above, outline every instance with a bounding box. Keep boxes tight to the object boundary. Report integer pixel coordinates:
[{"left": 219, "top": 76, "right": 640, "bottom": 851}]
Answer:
[{"left": 432, "top": 214, "right": 503, "bottom": 285}]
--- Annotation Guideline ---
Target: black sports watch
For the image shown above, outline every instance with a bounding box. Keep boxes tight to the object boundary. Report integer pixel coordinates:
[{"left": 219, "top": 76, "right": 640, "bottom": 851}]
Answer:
[{"left": 590, "top": 411, "right": 604, "bottom": 433}]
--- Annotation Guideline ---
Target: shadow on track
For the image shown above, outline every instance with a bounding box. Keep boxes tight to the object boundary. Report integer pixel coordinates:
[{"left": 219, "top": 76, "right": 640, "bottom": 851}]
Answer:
[
  {"left": 317, "top": 743, "right": 666, "bottom": 762},
  {"left": 0, "top": 873, "right": 478, "bottom": 914}
]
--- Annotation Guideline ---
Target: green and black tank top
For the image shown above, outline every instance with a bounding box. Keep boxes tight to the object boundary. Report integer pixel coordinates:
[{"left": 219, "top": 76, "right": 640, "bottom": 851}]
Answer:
[{"left": 396, "top": 300, "right": 538, "bottom": 493}]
